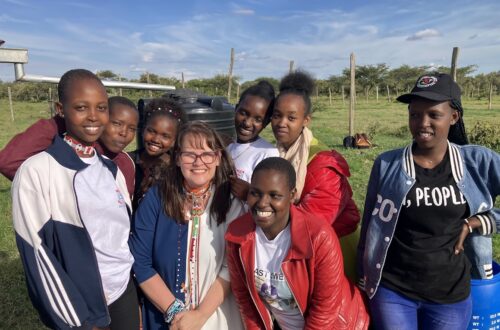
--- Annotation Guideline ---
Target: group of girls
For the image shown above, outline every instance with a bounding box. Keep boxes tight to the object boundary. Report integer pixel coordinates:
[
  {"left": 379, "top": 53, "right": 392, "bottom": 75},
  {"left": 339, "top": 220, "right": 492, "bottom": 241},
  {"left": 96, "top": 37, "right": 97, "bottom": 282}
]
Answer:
[{"left": 2, "top": 67, "right": 499, "bottom": 330}]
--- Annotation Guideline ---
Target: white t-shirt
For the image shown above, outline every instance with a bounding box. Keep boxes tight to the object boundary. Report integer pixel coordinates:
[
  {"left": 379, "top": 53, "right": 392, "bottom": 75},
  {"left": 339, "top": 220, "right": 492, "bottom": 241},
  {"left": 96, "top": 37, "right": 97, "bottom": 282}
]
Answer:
[
  {"left": 75, "top": 154, "right": 134, "bottom": 305},
  {"left": 254, "top": 226, "right": 304, "bottom": 330},
  {"left": 227, "top": 137, "right": 279, "bottom": 183}
]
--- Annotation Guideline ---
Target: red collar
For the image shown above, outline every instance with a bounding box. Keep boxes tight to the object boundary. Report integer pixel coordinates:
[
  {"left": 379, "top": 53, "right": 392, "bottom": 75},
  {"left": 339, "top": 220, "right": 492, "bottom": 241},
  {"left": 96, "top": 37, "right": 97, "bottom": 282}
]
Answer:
[{"left": 63, "top": 134, "right": 95, "bottom": 157}]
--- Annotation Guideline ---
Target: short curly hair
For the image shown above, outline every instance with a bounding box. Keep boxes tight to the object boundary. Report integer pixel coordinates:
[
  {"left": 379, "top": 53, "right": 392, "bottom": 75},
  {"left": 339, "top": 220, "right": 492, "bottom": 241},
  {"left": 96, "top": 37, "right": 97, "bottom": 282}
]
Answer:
[{"left": 252, "top": 157, "right": 296, "bottom": 190}]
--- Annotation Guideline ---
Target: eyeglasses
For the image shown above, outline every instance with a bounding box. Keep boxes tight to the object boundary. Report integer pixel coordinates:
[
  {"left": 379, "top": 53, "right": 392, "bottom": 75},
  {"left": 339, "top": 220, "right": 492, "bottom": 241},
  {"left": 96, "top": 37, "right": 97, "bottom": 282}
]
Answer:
[{"left": 179, "top": 151, "right": 219, "bottom": 164}]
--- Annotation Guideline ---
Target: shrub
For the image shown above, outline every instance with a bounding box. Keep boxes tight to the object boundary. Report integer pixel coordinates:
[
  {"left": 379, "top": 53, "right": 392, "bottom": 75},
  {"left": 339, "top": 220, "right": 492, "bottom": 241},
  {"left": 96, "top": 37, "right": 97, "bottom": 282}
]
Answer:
[
  {"left": 388, "top": 125, "right": 410, "bottom": 138},
  {"left": 311, "top": 99, "right": 327, "bottom": 113},
  {"left": 467, "top": 121, "right": 500, "bottom": 152},
  {"left": 366, "top": 121, "right": 382, "bottom": 138}
]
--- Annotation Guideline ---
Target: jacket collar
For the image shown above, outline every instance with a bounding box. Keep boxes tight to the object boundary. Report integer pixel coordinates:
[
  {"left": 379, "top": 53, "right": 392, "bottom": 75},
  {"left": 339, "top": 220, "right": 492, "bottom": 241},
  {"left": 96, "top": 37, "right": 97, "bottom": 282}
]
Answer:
[
  {"left": 402, "top": 140, "right": 464, "bottom": 183},
  {"left": 225, "top": 206, "right": 313, "bottom": 260},
  {"left": 46, "top": 135, "right": 118, "bottom": 177},
  {"left": 287, "top": 207, "right": 313, "bottom": 260},
  {"left": 307, "top": 150, "right": 351, "bottom": 177}
]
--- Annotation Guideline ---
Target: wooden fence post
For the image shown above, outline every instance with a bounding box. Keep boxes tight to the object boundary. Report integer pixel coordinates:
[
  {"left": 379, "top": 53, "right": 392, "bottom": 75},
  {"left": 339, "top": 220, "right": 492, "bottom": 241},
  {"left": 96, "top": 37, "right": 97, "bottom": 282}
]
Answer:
[
  {"left": 147, "top": 72, "right": 153, "bottom": 98},
  {"left": 48, "top": 87, "right": 52, "bottom": 115},
  {"left": 328, "top": 87, "right": 332, "bottom": 106},
  {"left": 48, "top": 87, "right": 54, "bottom": 117},
  {"left": 488, "top": 82, "right": 493, "bottom": 110},
  {"left": 182, "top": 72, "right": 185, "bottom": 89},
  {"left": 227, "top": 48, "right": 235, "bottom": 102},
  {"left": 451, "top": 47, "right": 460, "bottom": 82},
  {"left": 349, "top": 53, "right": 355, "bottom": 137},
  {"left": 376, "top": 85, "right": 379, "bottom": 103},
  {"left": 8, "top": 86, "right": 14, "bottom": 121},
  {"left": 289, "top": 60, "right": 294, "bottom": 74},
  {"left": 118, "top": 74, "right": 123, "bottom": 96},
  {"left": 386, "top": 85, "right": 391, "bottom": 102}
]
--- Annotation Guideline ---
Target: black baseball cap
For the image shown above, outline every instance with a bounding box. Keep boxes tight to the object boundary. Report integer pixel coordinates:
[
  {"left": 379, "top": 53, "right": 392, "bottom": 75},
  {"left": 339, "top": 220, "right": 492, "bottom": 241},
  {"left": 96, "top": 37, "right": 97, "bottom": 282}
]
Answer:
[{"left": 397, "top": 72, "right": 461, "bottom": 104}]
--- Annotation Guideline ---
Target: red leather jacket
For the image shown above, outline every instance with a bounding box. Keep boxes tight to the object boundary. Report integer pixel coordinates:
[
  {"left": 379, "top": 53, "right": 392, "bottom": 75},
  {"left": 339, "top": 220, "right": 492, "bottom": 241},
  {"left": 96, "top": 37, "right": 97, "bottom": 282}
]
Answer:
[
  {"left": 225, "top": 206, "right": 369, "bottom": 330},
  {"left": 0, "top": 116, "right": 135, "bottom": 197},
  {"left": 298, "top": 150, "right": 360, "bottom": 237}
]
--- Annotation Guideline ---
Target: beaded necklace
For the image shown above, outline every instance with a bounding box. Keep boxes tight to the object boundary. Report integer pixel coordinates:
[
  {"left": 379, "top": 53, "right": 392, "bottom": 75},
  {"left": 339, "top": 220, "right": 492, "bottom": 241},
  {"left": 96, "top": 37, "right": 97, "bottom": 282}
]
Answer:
[
  {"left": 183, "top": 182, "right": 211, "bottom": 309},
  {"left": 63, "top": 134, "right": 95, "bottom": 157}
]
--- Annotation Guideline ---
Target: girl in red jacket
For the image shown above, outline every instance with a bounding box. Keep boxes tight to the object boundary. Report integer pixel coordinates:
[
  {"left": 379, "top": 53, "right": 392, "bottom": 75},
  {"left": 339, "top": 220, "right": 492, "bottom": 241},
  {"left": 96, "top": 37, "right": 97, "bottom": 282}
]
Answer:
[
  {"left": 271, "top": 71, "right": 360, "bottom": 279},
  {"left": 225, "top": 157, "right": 369, "bottom": 330}
]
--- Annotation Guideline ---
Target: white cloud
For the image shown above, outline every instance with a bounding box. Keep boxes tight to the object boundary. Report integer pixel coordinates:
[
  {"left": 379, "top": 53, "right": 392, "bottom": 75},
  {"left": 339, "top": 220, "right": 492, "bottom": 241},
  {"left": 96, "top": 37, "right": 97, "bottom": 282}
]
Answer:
[
  {"left": 235, "top": 51, "right": 247, "bottom": 61},
  {"left": 1, "top": 1, "right": 500, "bottom": 83},
  {"left": 359, "top": 25, "right": 378, "bottom": 34},
  {"left": 0, "top": 14, "right": 32, "bottom": 23},
  {"left": 233, "top": 8, "right": 255, "bottom": 15},
  {"left": 142, "top": 52, "right": 154, "bottom": 63},
  {"left": 230, "top": 2, "right": 255, "bottom": 16},
  {"left": 129, "top": 65, "right": 147, "bottom": 72},
  {"left": 63, "top": 2, "right": 96, "bottom": 9},
  {"left": 3, "top": 0, "right": 29, "bottom": 6},
  {"left": 406, "top": 28, "right": 441, "bottom": 41}
]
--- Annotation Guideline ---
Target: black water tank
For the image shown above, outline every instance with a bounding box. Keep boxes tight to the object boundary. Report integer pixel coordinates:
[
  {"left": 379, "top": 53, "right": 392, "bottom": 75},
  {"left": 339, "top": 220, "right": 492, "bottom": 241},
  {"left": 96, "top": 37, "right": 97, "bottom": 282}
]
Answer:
[{"left": 137, "top": 89, "right": 235, "bottom": 148}]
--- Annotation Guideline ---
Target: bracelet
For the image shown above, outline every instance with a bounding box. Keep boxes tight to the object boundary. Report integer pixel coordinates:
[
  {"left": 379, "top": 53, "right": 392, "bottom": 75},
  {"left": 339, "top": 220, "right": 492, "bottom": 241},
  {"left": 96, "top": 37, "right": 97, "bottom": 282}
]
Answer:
[
  {"left": 164, "top": 298, "right": 185, "bottom": 324},
  {"left": 464, "top": 219, "right": 473, "bottom": 234}
]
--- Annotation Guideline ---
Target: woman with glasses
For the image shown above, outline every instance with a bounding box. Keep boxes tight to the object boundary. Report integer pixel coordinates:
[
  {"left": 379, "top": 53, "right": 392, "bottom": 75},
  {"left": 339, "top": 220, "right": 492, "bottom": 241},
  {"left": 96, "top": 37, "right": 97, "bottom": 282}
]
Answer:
[{"left": 130, "top": 121, "right": 244, "bottom": 330}]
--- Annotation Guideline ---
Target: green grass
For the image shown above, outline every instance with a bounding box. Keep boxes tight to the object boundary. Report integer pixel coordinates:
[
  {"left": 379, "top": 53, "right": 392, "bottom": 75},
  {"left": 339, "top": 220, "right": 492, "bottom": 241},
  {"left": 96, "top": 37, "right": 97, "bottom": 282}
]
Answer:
[
  {"left": 0, "top": 101, "right": 51, "bottom": 329},
  {"left": 0, "top": 97, "right": 499, "bottom": 328}
]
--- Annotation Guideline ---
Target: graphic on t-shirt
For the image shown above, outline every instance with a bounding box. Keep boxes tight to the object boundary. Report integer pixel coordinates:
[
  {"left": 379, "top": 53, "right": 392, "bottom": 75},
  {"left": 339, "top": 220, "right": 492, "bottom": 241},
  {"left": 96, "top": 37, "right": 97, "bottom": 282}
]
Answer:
[
  {"left": 403, "top": 184, "right": 466, "bottom": 208},
  {"left": 235, "top": 168, "right": 245, "bottom": 179},
  {"left": 254, "top": 268, "right": 297, "bottom": 311},
  {"left": 116, "top": 189, "right": 126, "bottom": 208}
]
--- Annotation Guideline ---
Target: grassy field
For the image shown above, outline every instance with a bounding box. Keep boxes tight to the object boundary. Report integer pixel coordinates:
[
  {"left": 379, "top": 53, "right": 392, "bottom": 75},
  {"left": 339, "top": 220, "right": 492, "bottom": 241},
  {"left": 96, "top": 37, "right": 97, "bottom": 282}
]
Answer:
[{"left": 0, "top": 96, "right": 499, "bottom": 329}]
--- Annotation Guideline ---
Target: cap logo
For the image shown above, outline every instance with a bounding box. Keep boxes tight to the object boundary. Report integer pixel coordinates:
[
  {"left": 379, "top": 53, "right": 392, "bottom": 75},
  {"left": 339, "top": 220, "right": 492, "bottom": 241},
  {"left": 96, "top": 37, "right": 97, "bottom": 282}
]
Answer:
[{"left": 417, "top": 76, "right": 437, "bottom": 88}]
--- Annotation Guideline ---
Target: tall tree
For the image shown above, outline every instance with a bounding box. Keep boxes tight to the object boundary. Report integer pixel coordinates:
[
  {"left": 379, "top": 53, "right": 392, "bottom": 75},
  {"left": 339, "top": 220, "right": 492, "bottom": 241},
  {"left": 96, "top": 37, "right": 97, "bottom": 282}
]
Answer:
[
  {"left": 96, "top": 70, "right": 119, "bottom": 80},
  {"left": 353, "top": 64, "right": 389, "bottom": 101},
  {"left": 387, "top": 65, "right": 426, "bottom": 95}
]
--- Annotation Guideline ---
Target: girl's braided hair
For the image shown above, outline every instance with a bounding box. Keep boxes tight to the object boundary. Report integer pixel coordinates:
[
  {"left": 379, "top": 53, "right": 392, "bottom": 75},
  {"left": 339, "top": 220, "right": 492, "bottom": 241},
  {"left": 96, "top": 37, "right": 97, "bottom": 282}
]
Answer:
[{"left": 448, "top": 99, "right": 469, "bottom": 145}]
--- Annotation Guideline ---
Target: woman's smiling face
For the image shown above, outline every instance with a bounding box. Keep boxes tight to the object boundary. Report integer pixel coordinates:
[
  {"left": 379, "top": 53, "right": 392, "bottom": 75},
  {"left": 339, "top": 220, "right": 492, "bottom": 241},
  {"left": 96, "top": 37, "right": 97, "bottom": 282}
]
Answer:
[
  {"left": 177, "top": 133, "right": 221, "bottom": 190},
  {"left": 247, "top": 169, "right": 296, "bottom": 240},
  {"left": 408, "top": 98, "right": 458, "bottom": 152}
]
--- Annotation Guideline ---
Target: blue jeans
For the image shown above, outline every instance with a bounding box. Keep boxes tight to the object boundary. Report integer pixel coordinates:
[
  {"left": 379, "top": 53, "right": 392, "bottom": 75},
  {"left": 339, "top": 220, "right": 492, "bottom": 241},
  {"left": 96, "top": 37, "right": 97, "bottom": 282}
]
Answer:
[{"left": 369, "top": 285, "right": 472, "bottom": 330}]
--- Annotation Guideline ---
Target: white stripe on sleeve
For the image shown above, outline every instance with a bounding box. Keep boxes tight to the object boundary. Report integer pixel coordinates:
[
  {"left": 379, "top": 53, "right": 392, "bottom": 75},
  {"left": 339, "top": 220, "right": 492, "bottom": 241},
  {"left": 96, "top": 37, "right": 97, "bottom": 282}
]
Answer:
[{"left": 37, "top": 247, "right": 82, "bottom": 327}]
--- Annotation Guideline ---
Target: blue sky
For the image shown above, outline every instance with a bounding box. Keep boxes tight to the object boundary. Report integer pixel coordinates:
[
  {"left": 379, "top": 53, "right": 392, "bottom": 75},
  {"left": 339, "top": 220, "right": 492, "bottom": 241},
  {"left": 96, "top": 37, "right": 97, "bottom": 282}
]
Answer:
[{"left": 1, "top": 0, "right": 499, "bottom": 82}]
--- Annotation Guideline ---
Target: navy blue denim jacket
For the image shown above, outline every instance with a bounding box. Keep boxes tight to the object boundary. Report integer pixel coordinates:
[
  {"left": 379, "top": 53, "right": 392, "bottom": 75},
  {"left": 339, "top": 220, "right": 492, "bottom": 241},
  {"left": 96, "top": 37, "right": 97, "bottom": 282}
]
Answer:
[{"left": 357, "top": 142, "right": 500, "bottom": 299}]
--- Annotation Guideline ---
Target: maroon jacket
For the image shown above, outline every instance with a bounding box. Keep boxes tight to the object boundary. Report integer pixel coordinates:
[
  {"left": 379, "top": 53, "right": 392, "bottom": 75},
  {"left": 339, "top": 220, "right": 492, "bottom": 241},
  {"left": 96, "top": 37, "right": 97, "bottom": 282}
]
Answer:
[
  {"left": 225, "top": 206, "right": 369, "bottom": 330},
  {"left": 0, "top": 117, "right": 135, "bottom": 198},
  {"left": 298, "top": 150, "right": 360, "bottom": 237}
]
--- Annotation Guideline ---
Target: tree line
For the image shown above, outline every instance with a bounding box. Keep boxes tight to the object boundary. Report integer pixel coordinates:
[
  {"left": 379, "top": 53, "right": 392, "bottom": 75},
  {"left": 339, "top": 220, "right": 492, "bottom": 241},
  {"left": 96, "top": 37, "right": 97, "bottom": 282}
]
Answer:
[{"left": 1, "top": 65, "right": 499, "bottom": 103}]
